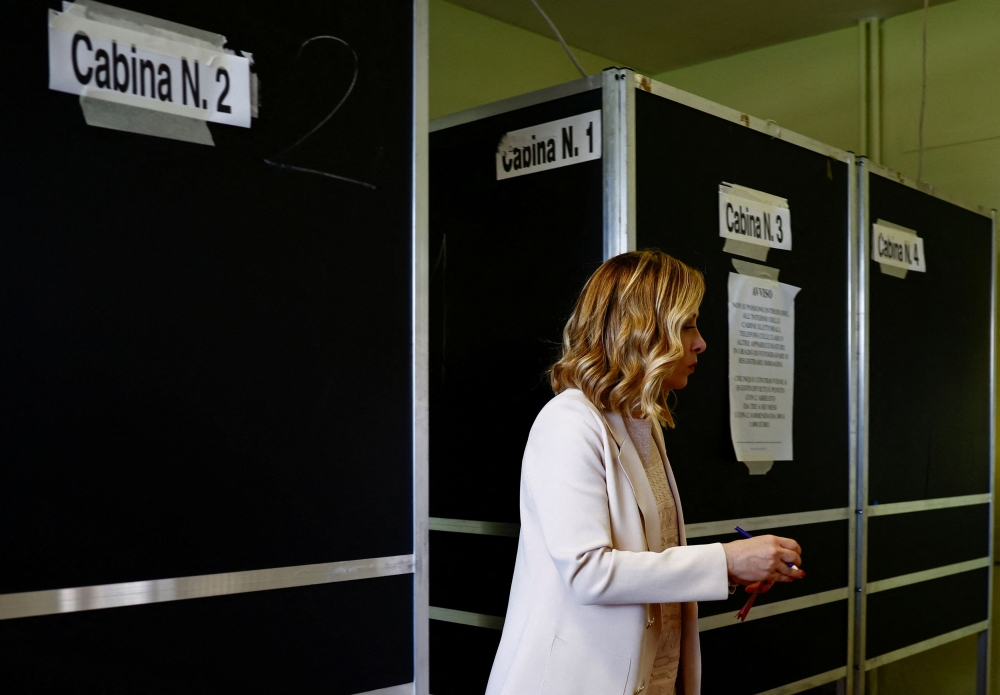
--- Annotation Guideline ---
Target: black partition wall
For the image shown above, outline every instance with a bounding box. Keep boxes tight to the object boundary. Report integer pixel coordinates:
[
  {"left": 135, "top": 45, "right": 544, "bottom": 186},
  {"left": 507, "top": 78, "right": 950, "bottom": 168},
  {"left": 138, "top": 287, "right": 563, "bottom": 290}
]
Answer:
[
  {"left": 428, "top": 80, "right": 607, "bottom": 695},
  {"left": 633, "top": 82, "right": 855, "bottom": 695},
  {"left": 0, "top": 2, "right": 426, "bottom": 693},
  {"left": 856, "top": 159, "right": 995, "bottom": 694}
]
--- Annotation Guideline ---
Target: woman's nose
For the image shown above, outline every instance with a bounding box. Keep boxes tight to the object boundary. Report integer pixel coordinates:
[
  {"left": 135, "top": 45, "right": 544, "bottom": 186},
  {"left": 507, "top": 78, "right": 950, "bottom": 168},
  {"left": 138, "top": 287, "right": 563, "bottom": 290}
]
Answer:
[{"left": 694, "top": 334, "right": 707, "bottom": 354}]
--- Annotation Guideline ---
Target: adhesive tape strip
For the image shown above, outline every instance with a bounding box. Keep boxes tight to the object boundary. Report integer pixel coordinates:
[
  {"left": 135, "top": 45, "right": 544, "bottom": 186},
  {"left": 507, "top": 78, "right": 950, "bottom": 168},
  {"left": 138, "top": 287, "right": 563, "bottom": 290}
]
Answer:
[
  {"left": 723, "top": 237, "right": 769, "bottom": 262},
  {"left": 63, "top": 1, "right": 226, "bottom": 50},
  {"left": 51, "top": 6, "right": 236, "bottom": 68},
  {"left": 722, "top": 182, "right": 789, "bottom": 210},
  {"left": 732, "top": 258, "right": 779, "bottom": 283},
  {"left": 744, "top": 461, "right": 774, "bottom": 476},
  {"left": 80, "top": 87, "right": 214, "bottom": 146}
]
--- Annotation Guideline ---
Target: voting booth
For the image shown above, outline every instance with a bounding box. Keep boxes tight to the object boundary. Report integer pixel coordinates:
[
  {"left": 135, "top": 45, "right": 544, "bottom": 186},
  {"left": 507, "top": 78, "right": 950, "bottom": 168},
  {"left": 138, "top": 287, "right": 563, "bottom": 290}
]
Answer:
[
  {"left": 430, "top": 69, "right": 860, "bottom": 695},
  {"left": 0, "top": 2, "right": 428, "bottom": 692},
  {"left": 428, "top": 81, "right": 607, "bottom": 694},
  {"left": 854, "top": 160, "right": 995, "bottom": 693},
  {"left": 633, "top": 79, "right": 856, "bottom": 695}
]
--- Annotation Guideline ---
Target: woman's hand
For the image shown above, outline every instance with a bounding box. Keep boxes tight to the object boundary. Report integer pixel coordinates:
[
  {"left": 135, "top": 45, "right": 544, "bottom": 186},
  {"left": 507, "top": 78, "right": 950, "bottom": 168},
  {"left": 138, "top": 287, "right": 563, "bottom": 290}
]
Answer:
[{"left": 723, "top": 535, "right": 805, "bottom": 584}]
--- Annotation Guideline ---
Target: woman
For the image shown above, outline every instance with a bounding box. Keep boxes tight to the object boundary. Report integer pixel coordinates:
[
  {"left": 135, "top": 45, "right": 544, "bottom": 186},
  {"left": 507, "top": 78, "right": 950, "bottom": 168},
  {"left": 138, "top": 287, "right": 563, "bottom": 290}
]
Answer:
[{"left": 485, "top": 250, "right": 804, "bottom": 695}]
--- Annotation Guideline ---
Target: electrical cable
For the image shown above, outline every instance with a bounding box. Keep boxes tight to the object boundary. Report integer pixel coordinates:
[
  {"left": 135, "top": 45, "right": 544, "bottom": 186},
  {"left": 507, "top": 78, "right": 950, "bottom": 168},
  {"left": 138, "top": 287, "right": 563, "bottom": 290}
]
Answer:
[
  {"left": 529, "top": 0, "right": 588, "bottom": 78},
  {"left": 917, "top": 0, "right": 929, "bottom": 182}
]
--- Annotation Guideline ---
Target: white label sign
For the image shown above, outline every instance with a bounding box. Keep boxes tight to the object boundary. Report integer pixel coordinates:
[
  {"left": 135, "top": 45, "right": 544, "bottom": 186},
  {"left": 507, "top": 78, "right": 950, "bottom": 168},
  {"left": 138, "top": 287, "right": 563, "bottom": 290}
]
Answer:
[
  {"left": 728, "top": 272, "right": 800, "bottom": 462},
  {"left": 872, "top": 222, "right": 926, "bottom": 272},
  {"left": 496, "top": 110, "right": 601, "bottom": 180},
  {"left": 48, "top": 8, "right": 251, "bottom": 128},
  {"left": 719, "top": 184, "right": 792, "bottom": 251}
]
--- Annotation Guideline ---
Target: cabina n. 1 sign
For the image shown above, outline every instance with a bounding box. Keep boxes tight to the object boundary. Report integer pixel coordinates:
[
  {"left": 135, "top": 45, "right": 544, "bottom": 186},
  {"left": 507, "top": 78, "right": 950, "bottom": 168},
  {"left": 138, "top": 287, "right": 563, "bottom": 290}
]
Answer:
[
  {"left": 496, "top": 110, "right": 601, "bottom": 180},
  {"left": 48, "top": 3, "right": 252, "bottom": 128}
]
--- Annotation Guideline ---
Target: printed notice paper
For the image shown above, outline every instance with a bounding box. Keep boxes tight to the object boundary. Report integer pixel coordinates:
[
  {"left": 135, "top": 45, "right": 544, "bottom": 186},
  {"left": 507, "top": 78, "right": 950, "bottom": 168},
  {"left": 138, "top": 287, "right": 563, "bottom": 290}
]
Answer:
[{"left": 728, "top": 272, "right": 800, "bottom": 462}]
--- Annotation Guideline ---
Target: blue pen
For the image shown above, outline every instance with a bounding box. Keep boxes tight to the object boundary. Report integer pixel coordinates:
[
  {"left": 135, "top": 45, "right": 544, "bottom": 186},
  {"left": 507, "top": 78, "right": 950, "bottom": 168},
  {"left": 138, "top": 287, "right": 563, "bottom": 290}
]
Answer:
[{"left": 734, "top": 526, "right": 800, "bottom": 571}]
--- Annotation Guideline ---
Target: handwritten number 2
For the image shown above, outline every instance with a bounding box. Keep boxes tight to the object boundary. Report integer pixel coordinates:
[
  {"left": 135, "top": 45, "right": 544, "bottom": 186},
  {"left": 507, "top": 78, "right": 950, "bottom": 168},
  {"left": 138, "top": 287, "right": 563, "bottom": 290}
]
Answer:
[{"left": 264, "top": 36, "right": 375, "bottom": 190}]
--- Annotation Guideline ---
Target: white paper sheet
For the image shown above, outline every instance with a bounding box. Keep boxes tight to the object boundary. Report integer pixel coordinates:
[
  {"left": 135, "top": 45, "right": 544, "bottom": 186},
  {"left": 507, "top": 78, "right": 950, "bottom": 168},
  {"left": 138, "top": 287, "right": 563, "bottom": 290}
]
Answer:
[{"left": 728, "top": 272, "right": 800, "bottom": 462}]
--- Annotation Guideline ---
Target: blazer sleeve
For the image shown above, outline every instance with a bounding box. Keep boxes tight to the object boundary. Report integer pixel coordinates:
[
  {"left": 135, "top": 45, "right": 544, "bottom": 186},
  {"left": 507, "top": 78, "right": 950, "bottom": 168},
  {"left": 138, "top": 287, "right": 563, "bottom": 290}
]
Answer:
[{"left": 522, "top": 395, "right": 730, "bottom": 606}]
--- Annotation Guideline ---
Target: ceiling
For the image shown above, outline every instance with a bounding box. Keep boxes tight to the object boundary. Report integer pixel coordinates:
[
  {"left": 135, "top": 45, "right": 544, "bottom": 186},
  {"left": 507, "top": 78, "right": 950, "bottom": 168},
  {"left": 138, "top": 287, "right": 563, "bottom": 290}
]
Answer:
[{"left": 446, "top": 0, "right": 957, "bottom": 74}]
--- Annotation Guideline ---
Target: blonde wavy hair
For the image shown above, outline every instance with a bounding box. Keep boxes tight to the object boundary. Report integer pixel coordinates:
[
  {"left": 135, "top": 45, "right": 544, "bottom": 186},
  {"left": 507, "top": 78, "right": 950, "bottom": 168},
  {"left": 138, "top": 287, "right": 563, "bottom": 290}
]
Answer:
[{"left": 550, "top": 249, "right": 705, "bottom": 427}]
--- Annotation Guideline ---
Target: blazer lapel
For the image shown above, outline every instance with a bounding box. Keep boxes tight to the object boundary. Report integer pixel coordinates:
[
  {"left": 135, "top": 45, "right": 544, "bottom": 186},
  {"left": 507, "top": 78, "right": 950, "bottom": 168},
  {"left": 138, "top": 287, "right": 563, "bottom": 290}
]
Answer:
[
  {"left": 602, "top": 409, "right": 662, "bottom": 553},
  {"left": 651, "top": 422, "right": 687, "bottom": 546}
]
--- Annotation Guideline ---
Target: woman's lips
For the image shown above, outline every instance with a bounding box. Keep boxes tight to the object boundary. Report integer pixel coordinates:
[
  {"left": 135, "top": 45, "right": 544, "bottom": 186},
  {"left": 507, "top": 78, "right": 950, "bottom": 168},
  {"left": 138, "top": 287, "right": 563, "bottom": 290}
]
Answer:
[{"left": 688, "top": 364, "right": 697, "bottom": 372}]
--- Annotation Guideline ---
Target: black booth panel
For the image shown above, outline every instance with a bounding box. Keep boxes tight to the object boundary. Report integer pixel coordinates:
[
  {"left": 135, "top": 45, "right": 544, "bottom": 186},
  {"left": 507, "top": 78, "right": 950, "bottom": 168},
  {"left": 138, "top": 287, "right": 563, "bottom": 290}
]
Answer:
[
  {"left": 700, "top": 600, "right": 849, "bottom": 695},
  {"left": 866, "top": 175, "right": 992, "bottom": 505},
  {"left": 430, "top": 531, "right": 518, "bottom": 617},
  {"left": 0, "top": 573, "right": 414, "bottom": 694},
  {"left": 692, "top": 520, "right": 849, "bottom": 618},
  {"left": 431, "top": 620, "right": 503, "bottom": 695},
  {"left": 429, "top": 90, "right": 606, "bottom": 524},
  {"left": 634, "top": 90, "right": 851, "bottom": 522},
  {"left": 865, "top": 568, "right": 989, "bottom": 659},
  {"left": 1, "top": 2, "right": 414, "bottom": 593},
  {"left": 867, "top": 504, "right": 990, "bottom": 582}
]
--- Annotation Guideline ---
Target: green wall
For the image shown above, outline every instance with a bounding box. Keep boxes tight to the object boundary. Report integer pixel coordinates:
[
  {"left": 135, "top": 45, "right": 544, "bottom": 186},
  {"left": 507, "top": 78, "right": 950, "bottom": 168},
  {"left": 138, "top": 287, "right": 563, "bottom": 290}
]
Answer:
[
  {"left": 653, "top": 26, "right": 862, "bottom": 155},
  {"left": 652, "top": 0, "right": 1000, "bottom": 213},
  {"left": 880, "top": 0, "right": 1000, "bottom": 215},
  {"left": 429, "top": 0, "right": 615, "bottom": 120}
]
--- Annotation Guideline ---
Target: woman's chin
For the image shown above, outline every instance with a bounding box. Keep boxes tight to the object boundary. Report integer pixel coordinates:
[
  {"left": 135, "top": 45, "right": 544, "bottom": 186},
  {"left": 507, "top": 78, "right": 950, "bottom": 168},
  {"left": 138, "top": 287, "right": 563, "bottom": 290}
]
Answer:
[{"left": 662, "top": 377, "right": 688, "bottom": 392}]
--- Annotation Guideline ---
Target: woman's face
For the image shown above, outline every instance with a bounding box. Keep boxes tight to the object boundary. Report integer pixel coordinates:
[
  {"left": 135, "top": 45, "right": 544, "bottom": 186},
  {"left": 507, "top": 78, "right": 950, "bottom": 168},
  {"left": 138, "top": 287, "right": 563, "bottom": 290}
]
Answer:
[{"left": 662, "top": 312, "right": 707, "bottom": 392}]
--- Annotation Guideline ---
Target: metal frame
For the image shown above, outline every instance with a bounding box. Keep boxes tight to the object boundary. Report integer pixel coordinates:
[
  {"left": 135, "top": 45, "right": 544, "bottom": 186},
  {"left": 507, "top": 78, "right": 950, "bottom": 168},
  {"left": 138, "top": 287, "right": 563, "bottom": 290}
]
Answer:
[
  {"left": 0, "top": 555, "right": 416, "bottom": 621},
  {"left": 855, "top": 159, "right": 996, "bottom": 695},
  {"left": 865, "top": 493, "right": 991, "bottom": 516},
  {"left": 428, "top": 75, "right": 601, "bottom": 133},
  {"left": 867, "top": 558, "right": 991, "bottom": 595},
  {"left": 412, "top": 0, "right": 429, "bottom": 693},
  {"left": 698, "top": 588, "right": 850, "bottom": 632},
  {"left": 866, "top": 621, "right": 989, "bottom": 671},
  {"left": 983, "top": 209, "right": 996, "bottom": 695},
  {"left": 635, "top": 73, "right": 853, "bottom": 164},
  {"left": 602, "top": 68, "right": 635, "bottom": 258},
  {"left": 430, "top": 606, "right": 505, "bottom": 630},
  {"left": 847, "top": 151, "right": 859, "bottom": 695},
  {"left": 866, "top": 160, "right": 992, "bottom": 217},
  {"left": 428, "top": 508, "right": 851, "bottom": 540},
  {"left": 429, "top": 517, "right": 519, "bottom": 536},
  {"left": 756, "top": 668, "right": 848, "bottom": 695},
  {"left": 853, "top": 158, "right": 871, "bottom": 695}
]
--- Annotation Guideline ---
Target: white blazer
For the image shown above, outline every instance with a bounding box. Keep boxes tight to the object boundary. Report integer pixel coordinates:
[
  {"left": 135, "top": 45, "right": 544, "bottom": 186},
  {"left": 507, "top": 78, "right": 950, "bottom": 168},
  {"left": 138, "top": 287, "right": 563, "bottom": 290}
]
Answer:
[{"left": 485, "top": 388, "right": 729, "bottom": 695}]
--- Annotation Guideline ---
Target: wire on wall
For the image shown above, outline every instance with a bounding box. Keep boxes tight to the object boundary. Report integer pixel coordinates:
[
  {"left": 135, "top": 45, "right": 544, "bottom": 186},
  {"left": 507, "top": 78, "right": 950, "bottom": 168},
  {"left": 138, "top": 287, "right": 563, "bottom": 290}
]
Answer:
[
  {"left": 917, "top": 0, "right": 930, "bottom": 182},
  {"left": 529, "top": 0, "right": 588, "bottom": 78}
]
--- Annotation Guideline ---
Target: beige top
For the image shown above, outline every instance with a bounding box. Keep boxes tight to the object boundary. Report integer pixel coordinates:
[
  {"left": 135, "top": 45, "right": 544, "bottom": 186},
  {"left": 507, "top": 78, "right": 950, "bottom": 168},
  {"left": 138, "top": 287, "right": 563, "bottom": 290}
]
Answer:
[{"left": 624, "top": 417, "right": 683, "bottom": 695}]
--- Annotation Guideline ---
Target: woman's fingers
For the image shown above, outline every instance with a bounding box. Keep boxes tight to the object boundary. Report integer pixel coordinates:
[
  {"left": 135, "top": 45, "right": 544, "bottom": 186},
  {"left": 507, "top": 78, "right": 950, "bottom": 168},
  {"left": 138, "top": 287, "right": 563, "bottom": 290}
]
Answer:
[
  {"left": 778, "top": 548, "right": 803, "bottom": 568},
  {"left": 723, "top": 536, "right": 806, "bottom": 583},
  {"left": 775, "top": 536, "right": 802, "bottom": 555},
  {"left": 774, "top": 562, "right": 806, "bottom": 580}
]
